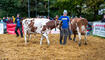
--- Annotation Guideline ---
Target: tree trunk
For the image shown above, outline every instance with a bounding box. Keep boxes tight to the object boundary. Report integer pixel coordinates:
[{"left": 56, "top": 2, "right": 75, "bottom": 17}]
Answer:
[{"left": 93, "top": 6, "right": 98, "bottom": 20}]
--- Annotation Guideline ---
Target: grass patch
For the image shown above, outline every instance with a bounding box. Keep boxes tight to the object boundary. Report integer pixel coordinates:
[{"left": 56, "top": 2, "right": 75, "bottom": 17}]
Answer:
[{"left": 93, "top": 35, "right": 105, "bottom": 39}]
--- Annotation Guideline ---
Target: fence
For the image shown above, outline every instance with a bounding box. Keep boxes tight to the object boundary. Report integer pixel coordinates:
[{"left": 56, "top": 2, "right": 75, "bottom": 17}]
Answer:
[{"left": 2, "top": 22, "right": 105, "bottom": 36}]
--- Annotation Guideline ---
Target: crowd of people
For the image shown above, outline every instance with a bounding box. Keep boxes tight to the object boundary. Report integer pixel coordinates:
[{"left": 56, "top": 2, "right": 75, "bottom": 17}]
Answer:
[{"left": 0, "top": 16, "right": 16, "bottom": 24}]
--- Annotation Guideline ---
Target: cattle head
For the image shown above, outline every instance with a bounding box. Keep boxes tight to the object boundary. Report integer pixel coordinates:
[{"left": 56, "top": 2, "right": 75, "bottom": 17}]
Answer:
[
  {"left": 58, "top": 20, "right": 63, "bottom": 30},
  {"left": 54, "top": 20, "right": 62, "bottom": 30},
  {"left": 41, "top": 20, "right": 61, "bottom": 31},
  {"left": 55, "top": 20, "right": 60, "bottom": 27}
]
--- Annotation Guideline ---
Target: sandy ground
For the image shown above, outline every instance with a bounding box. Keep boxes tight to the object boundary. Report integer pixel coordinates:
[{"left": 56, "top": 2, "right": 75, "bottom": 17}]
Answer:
[{"left": 0, "top": 34, "right": 105, "bottom": 60}]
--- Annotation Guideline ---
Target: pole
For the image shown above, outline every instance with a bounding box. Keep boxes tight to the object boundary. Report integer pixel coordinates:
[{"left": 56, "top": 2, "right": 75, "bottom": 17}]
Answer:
[
  {"left": 28, "top": 0, "right": 30, "bottom": 18},
  {"left": 48, "top": 0, "right": 49, "bottom": 17},
  {"left": 35, "top": 0, "right": 37, "bottom": 17}
]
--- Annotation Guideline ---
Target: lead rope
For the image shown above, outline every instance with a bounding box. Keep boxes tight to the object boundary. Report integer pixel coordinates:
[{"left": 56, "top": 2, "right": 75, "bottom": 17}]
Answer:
[{"left": 55, "top": 21, "right": 57, "bottom": 31}]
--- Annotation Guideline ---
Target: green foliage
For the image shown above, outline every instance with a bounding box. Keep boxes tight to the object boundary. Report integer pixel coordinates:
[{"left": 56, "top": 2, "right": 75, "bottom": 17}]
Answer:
[
  {"left": 0, "top": 0, "right": 104, "bottom": 21},
  {"left": 93, "top": 35, "right": 105, "bottom": 39}
]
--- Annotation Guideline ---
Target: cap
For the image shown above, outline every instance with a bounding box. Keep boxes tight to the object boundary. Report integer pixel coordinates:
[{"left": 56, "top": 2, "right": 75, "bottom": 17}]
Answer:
[{"left": 63, "top": 10, "right": 67, "bottom": 14}]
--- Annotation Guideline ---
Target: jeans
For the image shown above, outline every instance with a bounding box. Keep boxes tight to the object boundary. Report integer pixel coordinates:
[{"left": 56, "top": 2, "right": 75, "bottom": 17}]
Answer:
[
  {"left": 60, "top": 28, "right": 69, "bottom": 45},
  {"left": 15, "top": 26, "right": 23, "bottom": 37}
]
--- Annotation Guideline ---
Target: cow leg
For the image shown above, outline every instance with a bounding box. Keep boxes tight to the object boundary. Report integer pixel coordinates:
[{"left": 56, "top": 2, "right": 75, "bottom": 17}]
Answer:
[
  {"left": 73, "top": 32, "right": 76, "bottom": 42},
  {"left": 77, "top": 26, "right": 81, "bottom": 46},
  {"left": 40, "top": 35, "right": 44, "bottom": 45},
  {"left": 69, "top": 30, "right": 72, "bottom": 40},
  {"left": 24, "top": 30, "right": 27, "bottom": 44},
  {"left": 68, "top": 28, "right": 72, "bottom": 40},
  {"left": 27, "top": 34, "right": 30, "bottom": 42},
  {"left": 43, "top": 33, "right": 50, "bottom": 45},
  {"left": 30, "top": 35, "right": 32, "bottom": 40},
  {"left": 34, "top": 34, "right": 36, "bottom": 38},
  {"left": 84, "top": 30, "right": 88, "bottom": 45},
  {"left": 27, "top": 34, "right": 31, "bottom": 42}
]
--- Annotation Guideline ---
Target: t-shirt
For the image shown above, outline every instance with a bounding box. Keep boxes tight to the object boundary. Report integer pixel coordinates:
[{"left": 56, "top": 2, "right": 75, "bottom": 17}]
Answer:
[
  {"left": 0, "top": 20, "right": 3, "bottom": 23},
  {"left": 58, "top": 16, "right": 70, "bottom": 29},
  {"left": 3, "top": 19, "right": 7, "bottom": 23},
  {"left": 15, "top": 17, "right": 21, "bottom": 27},
  {"left": 13, "top": 17, "right": 15, "bottom": 23}
]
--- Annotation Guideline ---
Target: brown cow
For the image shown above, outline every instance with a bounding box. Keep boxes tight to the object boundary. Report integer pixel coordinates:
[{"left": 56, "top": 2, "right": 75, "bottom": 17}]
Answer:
[
  {"left": 70, "top": 18, "right": 88, "bottom": 46},
  {"left": 22, "top": 18, "right": 60, "bottom": 45}
]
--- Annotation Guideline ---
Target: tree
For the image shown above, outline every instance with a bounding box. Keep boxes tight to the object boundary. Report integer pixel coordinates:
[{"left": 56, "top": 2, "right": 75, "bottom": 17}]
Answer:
[{"left": 85, "top": 0, "right": 105, "bottom": 20}]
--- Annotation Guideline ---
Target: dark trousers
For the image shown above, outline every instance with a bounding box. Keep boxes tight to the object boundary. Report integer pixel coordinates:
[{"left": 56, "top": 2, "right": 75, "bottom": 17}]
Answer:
[
  {"left": 68, "top": 28, "right": 72, "bottom": 40},
  {"left": 60, "top": 28, "right": 68, "bottom": 45},
  {"left": 15, "top": 26, "right": 23, "bottom": 37}
]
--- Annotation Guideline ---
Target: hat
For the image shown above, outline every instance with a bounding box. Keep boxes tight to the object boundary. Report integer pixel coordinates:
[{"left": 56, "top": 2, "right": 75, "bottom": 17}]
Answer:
[{"left": 63, "top": 10, "right": 67, "bottom": 14}]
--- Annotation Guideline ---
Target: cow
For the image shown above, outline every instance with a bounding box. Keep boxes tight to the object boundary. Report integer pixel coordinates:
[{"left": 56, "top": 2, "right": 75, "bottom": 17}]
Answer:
[
  {"left": 70, "top": 18, "right": 88, "bottom": 46},
  {"left": 22, "top": 18, "right": 60, "bottom": 45}
]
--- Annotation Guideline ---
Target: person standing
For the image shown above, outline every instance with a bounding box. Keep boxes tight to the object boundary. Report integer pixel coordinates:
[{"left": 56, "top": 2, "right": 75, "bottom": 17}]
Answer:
[
  {"left": 3, "top": 17, "right": 6, "bottom": 23},
  {"left": 54, "top": 15, "right": 59, "bottom": 21},
  {"left": 58, "top": 10, "right": 71, "bottom": 45},
  {"left": 0, "top": 18, "right": 3, "bottom": 23},
  {"left": 12, "top": 16, "right": 15, "bottom": 23},
  {"left": 15, "top": 14, "right": 23, "bottom": 37},
  {"left": 101, "top": 14, "right": 105, "bottom": 22},
  {"left": 54, "top": 15, "right": 59, "bottom": 31}
]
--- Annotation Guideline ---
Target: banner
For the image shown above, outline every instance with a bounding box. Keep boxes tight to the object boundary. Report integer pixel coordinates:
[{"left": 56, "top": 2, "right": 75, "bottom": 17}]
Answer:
[
  {"left": 93, "top": 22, "right": 105, "bottom": 37},
  {"left": 7, "top": 24, "right": 23, "bottom": 34},
  {"left": 51, "top": 28, "right": 60, "bottom": 34},
  {"left": 0, "top": 23, "right": 4, "bottom": 34}
]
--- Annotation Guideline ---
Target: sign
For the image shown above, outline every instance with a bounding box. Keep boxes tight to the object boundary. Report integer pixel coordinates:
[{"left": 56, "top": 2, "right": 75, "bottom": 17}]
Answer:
[
  {"left": 0, "top": 23, "right": 4, "bottom": 34},
  {"left": 51, "top": 28, "right": 60, "bottom": 34},
  {"left": 93, "top": 22, "right": 105, "bottom": 37},
  {"left": 7, "top": 24, "right": 23, "bottom": 34}
]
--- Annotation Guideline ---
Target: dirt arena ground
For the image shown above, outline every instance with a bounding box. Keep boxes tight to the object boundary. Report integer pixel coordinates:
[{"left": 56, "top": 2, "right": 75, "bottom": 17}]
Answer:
[{"left": 0, "top": 34, "right": 105, "bottom": 60}]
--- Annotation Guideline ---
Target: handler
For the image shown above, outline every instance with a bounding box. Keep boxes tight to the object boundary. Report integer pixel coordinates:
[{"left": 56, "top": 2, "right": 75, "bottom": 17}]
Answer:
[
  {"left": 59, "top": 10, "right": 71, "bottom": 45},
  {"left": 15, "top": 14, "right": 23, "bottom": 38}
]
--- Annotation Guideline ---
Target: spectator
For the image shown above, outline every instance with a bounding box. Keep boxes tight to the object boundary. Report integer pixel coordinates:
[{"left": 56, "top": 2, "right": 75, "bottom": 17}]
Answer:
[
  {"left": 15, "top": 14, "right": 23, "bottom": 38},
  {"left": 0, "top": 18, "right": 3, "bottom": 23},
  {"left": 12, "top": 16, "right": 15, "bottom": 23},
  {"left": 6, "top": 17, "right": 8, "bottom": 21},
  {"left": 6, "top": 17, "right": 13, "bottom": 24},
  {"left": 54, "top": 15, "right": 59, "bottom": 21},
  {"left": 58, "top": 10, "right": 71, "bottom": 45},
  {"left": 3, "top": 17, "right": 6, "bottom": 23},
  {"left": 87, "top": 23, "right": 92, "bottom": 35},
  {"left": 101, "top": 14, "right": 105, "bottom": 22},
  {"left": 80, "top": 16, "right": 82, "bottom": 18},
  {"left": 54, "top": 15, "right": 59, "bottom": 31}
]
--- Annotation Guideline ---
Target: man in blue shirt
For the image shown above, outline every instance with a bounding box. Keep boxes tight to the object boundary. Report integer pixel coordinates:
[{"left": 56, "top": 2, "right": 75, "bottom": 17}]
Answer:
[
  {"left": 15, "top": 14, "right": 23, "bottom": 38},
  {"left": 59, "top": 10, "right": 71, "bottom": 45}
]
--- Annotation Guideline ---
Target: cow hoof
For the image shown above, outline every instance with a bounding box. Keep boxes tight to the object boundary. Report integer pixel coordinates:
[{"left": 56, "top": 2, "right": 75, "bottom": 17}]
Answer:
[
  {"left": 78, "top": 42, "right": 81, "bottom": 46},
  {"left": 48, "top": 43, "right": 50, "bottom": 46},
  {"left": 73, "top": 40, "right": 77, "bottom": 42},
  {"left": 27, "top": 40, "right": 29, "bottom": 42},
  {"left": 73, "top": 38, "right": 76, "bottom": 42},
  {"left": 84, "top": 42, "right": 88, "bottom": 45}
]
